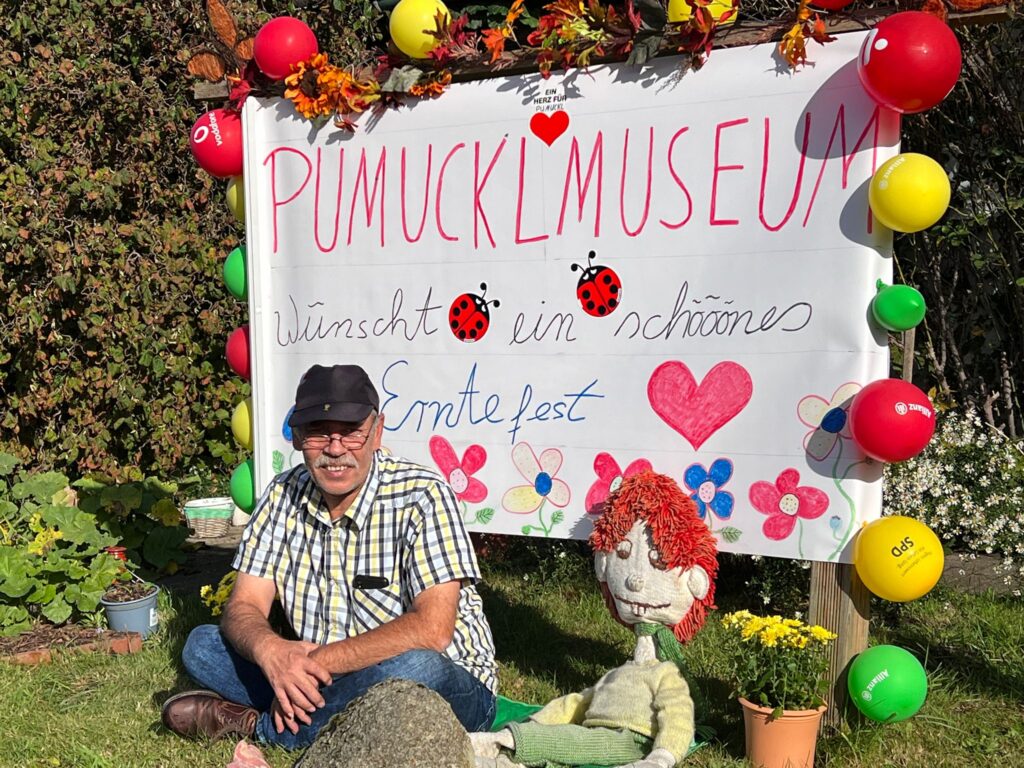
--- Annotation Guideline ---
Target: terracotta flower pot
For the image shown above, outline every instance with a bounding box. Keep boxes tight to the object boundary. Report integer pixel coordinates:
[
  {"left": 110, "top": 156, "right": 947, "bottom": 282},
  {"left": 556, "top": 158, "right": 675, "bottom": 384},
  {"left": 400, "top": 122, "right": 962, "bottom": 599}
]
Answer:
[{"left": 738, "top": 697, "right": 827, "bottom": 768}]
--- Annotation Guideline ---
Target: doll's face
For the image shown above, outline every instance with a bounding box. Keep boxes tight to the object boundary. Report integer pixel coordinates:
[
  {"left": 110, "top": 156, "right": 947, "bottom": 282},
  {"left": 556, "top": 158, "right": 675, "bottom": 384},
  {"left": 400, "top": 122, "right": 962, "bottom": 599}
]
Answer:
[{"left": 595, "top": 520, "right": 710, "bottom": 627}]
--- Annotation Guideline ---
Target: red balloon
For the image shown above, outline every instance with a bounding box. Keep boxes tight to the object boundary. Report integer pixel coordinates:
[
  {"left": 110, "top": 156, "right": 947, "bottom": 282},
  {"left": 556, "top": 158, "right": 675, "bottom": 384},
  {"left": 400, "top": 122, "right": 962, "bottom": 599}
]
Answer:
[
  {"left": 809, "top": 0, "right": 855, "bottom": 10},
  {"left": 225, "top": 324, "right": 251, "bottom": 381},
  {"left": 849, "top": 379, "right": 936, "bottom": 462},
  {"left": 857, "top": 12, "right": 962, "bottom": 114},
  {"left": 253, "top": 16, "right": 319, "bottom": 81},
  {"left": 189, "top": 109, "right": 244, "bottom": 179}
]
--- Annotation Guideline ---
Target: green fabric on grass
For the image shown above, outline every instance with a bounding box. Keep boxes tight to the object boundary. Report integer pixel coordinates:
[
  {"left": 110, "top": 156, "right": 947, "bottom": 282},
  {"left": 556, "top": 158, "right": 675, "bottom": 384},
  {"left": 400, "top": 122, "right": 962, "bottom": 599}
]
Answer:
[
  {"left": 508, "top": 721, "right": 652, "bottom": 767},
  {"left": 491, "top": 695, "right": 710, "bottom": 767}
]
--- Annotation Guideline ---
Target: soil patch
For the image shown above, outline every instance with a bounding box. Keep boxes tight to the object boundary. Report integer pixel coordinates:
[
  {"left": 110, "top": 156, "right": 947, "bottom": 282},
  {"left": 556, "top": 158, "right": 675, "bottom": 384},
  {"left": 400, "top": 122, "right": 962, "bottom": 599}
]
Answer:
[
  {"left": 103, "top": 580, "right": 158, "bottom": 603},
  {"left": 0, "top": 623, "right": 102, "bottom": 657}
]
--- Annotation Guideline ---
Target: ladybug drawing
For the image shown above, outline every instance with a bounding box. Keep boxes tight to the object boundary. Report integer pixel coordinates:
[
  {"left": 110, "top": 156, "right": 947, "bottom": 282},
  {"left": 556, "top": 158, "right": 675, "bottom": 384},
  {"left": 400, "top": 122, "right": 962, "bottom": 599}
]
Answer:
[
  {"left": 571, "top": 250, "right": 621, "bottom": 317},
  {"left": 448, "top": 283, "right": 500, "bottom": 342}
]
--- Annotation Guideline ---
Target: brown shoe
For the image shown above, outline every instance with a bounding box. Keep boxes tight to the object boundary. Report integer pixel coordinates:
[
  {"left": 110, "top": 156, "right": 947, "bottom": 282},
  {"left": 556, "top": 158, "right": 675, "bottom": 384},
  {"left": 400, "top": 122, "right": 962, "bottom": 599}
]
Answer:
[{"left": 161, "top": 689, "right": 258, "bottom": 741}]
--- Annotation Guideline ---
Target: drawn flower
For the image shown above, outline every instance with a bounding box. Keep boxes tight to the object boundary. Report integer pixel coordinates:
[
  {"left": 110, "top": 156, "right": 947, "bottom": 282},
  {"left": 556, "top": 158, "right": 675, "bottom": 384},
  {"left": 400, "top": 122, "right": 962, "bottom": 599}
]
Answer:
[
  {"left": 502, "top": 442, "right": 571, "bottom": 514},
  {"left": 429, "top": 436, "right": 487, "bottom": 503},
  {"left": 585, "top": 452, "right": 652, "bottom": 515},
  {"left": 683, "top": 458, "right": 735, "bottom": 520},
  {"left": 749, "top": 468, "right": 829, "bottom": 541},
  {"left": 797, "top": 383, "right": 861, "bottom": 461}
]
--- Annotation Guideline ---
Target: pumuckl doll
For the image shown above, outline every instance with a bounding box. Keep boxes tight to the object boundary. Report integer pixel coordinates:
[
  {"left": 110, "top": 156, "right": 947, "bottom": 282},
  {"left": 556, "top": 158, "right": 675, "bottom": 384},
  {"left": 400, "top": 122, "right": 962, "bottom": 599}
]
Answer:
[{"left": 472, "top": 470, "right": 718, "bottom": 768}]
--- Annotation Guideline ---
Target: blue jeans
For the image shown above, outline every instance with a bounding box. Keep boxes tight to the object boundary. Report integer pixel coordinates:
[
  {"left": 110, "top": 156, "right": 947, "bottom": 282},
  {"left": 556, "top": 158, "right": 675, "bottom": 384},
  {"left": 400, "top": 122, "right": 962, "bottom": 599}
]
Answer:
[{"left": 182, "top": 624, "right": 496, "bottom": 750}]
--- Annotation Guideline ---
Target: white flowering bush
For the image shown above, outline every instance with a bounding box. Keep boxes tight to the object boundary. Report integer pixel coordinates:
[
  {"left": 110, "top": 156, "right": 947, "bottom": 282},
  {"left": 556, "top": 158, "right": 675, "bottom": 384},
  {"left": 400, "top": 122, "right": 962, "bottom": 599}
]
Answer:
[{"left": 884, "top": 409, "right": 1024, "bottom": 589}]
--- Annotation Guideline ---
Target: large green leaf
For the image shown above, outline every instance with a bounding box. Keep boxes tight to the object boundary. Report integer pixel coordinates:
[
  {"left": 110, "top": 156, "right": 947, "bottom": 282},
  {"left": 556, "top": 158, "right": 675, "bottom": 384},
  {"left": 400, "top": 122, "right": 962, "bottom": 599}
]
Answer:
[
  {"left": 0, "top": 454, "right": 19, "bottom": 476},
  {"left": 0, "top": 546, "right": 36, "bottom": 598},
  {"left": 0, "top": 605, "right": 31, "bottom": 636},
  {"left": 11, "top": 472, "right": 70, "bottom": 503},
  {"left": 40, "top": 506, "right": 116, "bottom": 548},
  {"left": 26, "top": 582, "right": 58, "bottom": 605},
  {"left": 40, "top": 595, "right": 72, "bottom": 625},
  {"left": 100, "top": 484, "right": 143, "bottom": 513},
  {"left": 142, "top": 525, "right": 189, "bottom": 568}
]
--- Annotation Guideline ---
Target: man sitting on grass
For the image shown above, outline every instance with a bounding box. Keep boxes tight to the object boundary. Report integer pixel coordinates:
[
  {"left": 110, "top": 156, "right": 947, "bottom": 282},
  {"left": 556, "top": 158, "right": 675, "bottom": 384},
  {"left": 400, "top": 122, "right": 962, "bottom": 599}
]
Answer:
[{"left": 162, "top": 364, "right": 497, "bottom": 749}]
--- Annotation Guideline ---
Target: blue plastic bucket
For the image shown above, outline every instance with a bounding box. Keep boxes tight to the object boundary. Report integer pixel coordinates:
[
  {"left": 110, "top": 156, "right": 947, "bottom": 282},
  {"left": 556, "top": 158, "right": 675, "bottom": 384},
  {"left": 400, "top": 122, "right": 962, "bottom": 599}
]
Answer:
[{"left": 101, "top": 586, "right": 160, "bottom": 638}]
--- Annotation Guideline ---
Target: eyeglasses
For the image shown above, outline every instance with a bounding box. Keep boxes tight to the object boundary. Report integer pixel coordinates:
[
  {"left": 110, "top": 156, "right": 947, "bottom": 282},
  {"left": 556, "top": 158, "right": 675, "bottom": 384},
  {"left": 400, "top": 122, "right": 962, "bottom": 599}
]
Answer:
[{"left": 300, "top": 421, "right": 376, "bottom": 451}]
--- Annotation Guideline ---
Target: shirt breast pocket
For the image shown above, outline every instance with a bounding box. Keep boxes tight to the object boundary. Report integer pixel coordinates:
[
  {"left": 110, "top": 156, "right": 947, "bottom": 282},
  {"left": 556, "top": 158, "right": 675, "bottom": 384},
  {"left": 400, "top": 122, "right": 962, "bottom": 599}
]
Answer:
[{"left": 351, "top": 578, "right": 404, "bottom": 632}]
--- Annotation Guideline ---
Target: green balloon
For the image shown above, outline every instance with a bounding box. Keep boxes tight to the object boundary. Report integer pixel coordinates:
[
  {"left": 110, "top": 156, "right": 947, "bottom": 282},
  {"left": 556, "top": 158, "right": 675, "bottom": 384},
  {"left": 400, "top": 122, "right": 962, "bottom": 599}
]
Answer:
[
  {"left": 223, "top": 245, "right": 248, "bottom": 301},
  {"left": 847, "top": 645, "right": 928, "bottom": 723},
  {"left": 872, "top": 280, "right": 926, "bottom": 332},
  {"left": 230, "top": 458, "right": 256, "bottom": 513}
]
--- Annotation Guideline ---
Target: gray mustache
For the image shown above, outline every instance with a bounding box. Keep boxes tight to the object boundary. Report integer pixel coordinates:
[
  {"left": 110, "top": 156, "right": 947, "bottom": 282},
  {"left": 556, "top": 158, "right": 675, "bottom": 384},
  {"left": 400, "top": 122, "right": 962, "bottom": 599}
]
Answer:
[{"left": 314, "top": 456, "right": 358, "bottom": 469}]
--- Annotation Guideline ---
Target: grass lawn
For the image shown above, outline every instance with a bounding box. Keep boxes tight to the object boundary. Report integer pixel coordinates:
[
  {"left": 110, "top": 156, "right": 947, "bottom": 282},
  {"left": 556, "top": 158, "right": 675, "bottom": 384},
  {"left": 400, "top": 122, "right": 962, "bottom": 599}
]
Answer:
[{"left": 0, "top": 562, "right": 1021, "bottom": 768}]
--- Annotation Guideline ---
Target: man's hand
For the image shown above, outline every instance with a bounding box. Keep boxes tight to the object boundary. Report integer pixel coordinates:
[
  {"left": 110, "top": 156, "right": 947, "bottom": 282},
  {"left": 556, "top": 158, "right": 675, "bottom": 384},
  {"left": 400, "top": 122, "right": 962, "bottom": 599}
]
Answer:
[{"left": 254, "top": 637, "right": 332, "bottom": 731}]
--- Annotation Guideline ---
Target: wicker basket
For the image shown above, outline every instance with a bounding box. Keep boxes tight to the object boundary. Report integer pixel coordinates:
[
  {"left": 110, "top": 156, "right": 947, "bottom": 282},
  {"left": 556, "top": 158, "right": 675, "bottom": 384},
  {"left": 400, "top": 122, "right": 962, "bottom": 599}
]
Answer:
[{"left": 183, "top": 497, "right": 234, "bottom": 538}]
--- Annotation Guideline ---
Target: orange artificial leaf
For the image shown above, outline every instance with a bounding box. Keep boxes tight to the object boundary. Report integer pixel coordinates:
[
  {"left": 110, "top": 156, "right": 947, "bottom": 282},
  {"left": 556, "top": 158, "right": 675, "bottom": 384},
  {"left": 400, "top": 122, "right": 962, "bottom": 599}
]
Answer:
[
  {"left": 187, "top": 51, "right": 228, "bottom": 81},
  {"left": 920, "top": 0, "right": 949, "bottom": 20},
  {"left": 234, "top": 37, "right": 254, "bottom": 60},
  {"left": 482, "top": 27, "right": 509, "bottom": 63},
  {"left": 778, "top": 20, "right": 808, "bottom": 68},
  {"left": 810, "top": 13, "right": 834, "bottom": 43},
  {"left": 207, "top": 0, "right": 238, "bottom": 48},
  {"left": 506, "top": 0, "right": 527, "bottom": 25}
]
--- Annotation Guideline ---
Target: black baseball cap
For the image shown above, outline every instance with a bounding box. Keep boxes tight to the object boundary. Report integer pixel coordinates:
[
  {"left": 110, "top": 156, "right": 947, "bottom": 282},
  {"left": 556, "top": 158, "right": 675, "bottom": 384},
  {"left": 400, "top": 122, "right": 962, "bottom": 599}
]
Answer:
[{"left": 287, "top": 364, "right": 380, "bottom": 427}]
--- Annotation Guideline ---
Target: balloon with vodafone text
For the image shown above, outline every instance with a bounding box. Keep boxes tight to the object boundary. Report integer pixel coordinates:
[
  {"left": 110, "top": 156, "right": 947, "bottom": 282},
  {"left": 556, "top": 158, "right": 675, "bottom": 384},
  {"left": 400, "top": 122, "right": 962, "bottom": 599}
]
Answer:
[
  {"left": 189, "top": 109, "right": 244, "bottom": 179},
  {"left": 858, "top": 12, "right": 962, "bottom": 114},
  {"left": 849, "top": 379, "right": 936, "bottom": 462},
  {"left": 225, "top": 324, "right": 251, "bottom": 381},
  {"left": 253, "top": 16, "right": 319, "bottom": 81}
]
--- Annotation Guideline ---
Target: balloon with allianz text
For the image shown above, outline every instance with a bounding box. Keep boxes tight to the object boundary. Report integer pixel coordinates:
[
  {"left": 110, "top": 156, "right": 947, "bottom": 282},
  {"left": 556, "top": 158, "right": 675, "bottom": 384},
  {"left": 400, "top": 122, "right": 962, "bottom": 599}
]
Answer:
[
  {"left": 253, "top": 16, "right": 319, "bottom": 80},
  {"left": 225, "top": 324, "right": 251, "bottom": 380},
  {"left": 230, "top": 458, "right": 256, "bottom": 513},
  {"left": 226, "top": 176, "right": 245, "bottom": 223},
  {"left": 849, "top": 379, "right": 935, "bottom": 462},
  {"left": 189, "top": 109, "right": 244, "bottom": 179},
  {"left": 871, "top": 280, "right": 926, "bottom": 332},
  {"left": 667, "top": 0, "right": 736, "bottom": 25},
  {"left": 853, "top": 516, "right": 944, "bottom": 602},
  {"left": 389, "top": 0, "right": 449, "bottom": 59},
  {"left": 869, "top": 153, "right": 950, "bottom": 233},
  {"left": 231, "top": 397, "right": 254, "bottom": 451},
  {"left": 848, "top": 645, "right": 928, "bottom": 722},
  {"left": 223, "top": 245, "right": 247, "bottom": 301},
  {"left": 858, "top": 11, "right": 962, "bottom": 114}
]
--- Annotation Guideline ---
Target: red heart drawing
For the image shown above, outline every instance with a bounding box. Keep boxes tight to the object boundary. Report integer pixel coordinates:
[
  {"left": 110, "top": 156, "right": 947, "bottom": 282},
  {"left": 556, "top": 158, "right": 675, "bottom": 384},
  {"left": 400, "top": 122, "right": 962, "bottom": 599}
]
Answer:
[
  {"left": 647, "top": 360, "right": 753, "bottom": 450},
  {"left": 530, "top": 110, "right": 569, "bottom": 146}
]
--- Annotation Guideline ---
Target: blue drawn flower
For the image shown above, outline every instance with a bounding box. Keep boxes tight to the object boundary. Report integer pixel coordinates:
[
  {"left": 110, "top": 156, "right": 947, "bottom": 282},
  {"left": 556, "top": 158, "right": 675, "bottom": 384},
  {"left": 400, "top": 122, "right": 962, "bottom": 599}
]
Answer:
[{"left": 683, "top": 458, "right": 735, "bottom": 520}]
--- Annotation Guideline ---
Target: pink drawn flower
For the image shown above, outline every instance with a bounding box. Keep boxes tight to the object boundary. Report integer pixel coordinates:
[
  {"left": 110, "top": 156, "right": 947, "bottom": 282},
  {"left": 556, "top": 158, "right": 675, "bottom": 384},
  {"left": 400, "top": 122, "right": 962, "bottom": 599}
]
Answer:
[
  {"left": 585, "top": 452, "right": 652, "bottom": 515},
  {"left": 502, "top": 442, "right": 571, "bottom": 514},
  {"left": 748, "top": 468, "right": 829, "bottom": 540},
  {"left": 429, "top": 436, "right": 488, "bottom": 504},
  {"left": 797, "top": 383, "right": 861, "bottom": 461}
]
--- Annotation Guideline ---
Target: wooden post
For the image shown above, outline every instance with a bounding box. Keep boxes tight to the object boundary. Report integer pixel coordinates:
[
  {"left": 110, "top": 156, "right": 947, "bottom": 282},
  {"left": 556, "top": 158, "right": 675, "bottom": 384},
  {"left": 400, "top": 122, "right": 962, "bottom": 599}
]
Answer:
[{"left": 809, "top": 561, "right": 870, "bottom": 728}]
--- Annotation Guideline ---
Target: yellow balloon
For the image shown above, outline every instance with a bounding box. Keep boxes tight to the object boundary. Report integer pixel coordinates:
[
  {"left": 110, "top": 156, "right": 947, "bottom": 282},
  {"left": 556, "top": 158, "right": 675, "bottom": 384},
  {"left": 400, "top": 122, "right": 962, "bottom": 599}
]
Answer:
[
  {"left": 667, "top": 0, "right": 736, "bottom": 24},
  {"left": 390, "top": 0, "right": 449, "bottom": 59},
  {"left": 231, "top": 397, "right": 253, "bottom": 451},
  {"left": 226, "top": 176, "right": 245, "bottom": 224},
  {"left": 854, "top": 516, "right": 944, "bottom": 602},
  {"left": 869, "top": 153, "right": 951, "bottom": 233}
]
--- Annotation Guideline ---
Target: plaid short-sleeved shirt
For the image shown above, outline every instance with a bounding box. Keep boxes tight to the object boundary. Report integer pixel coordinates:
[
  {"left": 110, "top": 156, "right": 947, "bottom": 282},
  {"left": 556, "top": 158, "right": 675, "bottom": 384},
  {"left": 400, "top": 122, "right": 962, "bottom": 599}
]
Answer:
[{"left": 232, "top": 451, "right": 497, "bottom": 693}]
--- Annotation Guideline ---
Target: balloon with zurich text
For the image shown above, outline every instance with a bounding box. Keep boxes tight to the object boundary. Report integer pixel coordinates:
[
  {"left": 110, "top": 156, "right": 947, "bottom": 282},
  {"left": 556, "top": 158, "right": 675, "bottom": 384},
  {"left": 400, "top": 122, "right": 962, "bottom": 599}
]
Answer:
[
  {"left": 869, "top": 153, "right": 950, "bottom": 233},
  {"left": 230, "top": 458, "right": 256, "bottom": 513},
  {"left": 854, "top": 516, "right": 944, "bottom": 602},
  {"left": 253, "top": 16, "right": 319, "bottom": 80},
  {"left": 225, "top": 324, "right": 251, "bottom": 381},
  {"left": 849, "top": 379, "right": 935, "bottom": 463},
  {"left": 858, "top": 11, "right": 961, "bottom": 114},
  {"left": 389, "top": 0, "right": 449, "bottom": 59},
  {"left": 189, "top": 109, "right": 244, "bottom": 179},
  {"left": 848, "top": 645, "right": 928, "bottom": 722},
  {"left": 872, "top": 280, "right": 926, "bottom": 332}
]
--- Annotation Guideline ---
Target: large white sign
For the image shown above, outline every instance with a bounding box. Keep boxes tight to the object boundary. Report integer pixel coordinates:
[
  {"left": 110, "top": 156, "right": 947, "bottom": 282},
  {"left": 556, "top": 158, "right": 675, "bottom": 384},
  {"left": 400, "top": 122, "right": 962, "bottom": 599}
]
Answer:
[{"left": 243, "top": 31, "right": 899, "bottom": 562}]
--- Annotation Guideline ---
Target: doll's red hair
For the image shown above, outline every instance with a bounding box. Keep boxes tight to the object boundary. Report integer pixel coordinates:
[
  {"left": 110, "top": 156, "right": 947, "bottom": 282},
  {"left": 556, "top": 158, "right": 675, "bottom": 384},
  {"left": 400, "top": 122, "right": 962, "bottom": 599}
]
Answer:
[{"left": 590, "top": 470, "right": 718, "bottom": 643}]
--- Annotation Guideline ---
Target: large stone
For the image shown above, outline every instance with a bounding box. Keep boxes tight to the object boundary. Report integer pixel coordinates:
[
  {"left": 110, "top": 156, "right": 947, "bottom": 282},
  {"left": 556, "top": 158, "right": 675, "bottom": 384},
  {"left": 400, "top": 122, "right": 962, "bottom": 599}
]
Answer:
[{"left": 294, "top": 678, "right": 475, "bottom": 768}]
